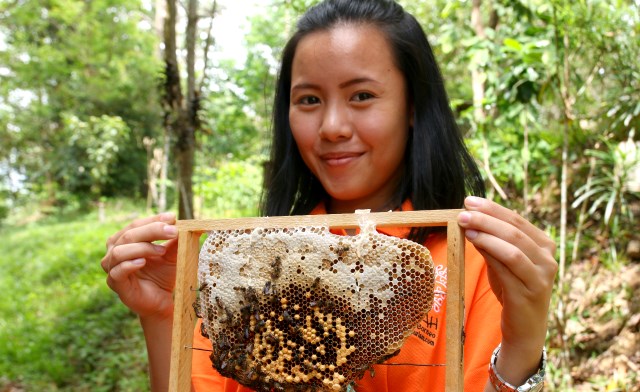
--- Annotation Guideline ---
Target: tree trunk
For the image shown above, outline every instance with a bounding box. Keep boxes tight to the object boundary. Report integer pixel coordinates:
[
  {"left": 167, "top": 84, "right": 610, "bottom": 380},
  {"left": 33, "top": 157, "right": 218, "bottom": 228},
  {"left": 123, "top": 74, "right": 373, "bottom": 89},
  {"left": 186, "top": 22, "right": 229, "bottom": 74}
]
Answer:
[
  {"left": 155, "top": 0, "right": 169, "bottom": 212},
  {"left": 471, "top": 0, "right": 507, "bottom": 200},
  {"left": 163, "top": 0, "right": 198, "bottom": 219},
  {"left": 471, "top": 0, "right": 486, "bottom": 123},
  {"left": 553, "top": 6, "right": 574, "bottom": 382}
]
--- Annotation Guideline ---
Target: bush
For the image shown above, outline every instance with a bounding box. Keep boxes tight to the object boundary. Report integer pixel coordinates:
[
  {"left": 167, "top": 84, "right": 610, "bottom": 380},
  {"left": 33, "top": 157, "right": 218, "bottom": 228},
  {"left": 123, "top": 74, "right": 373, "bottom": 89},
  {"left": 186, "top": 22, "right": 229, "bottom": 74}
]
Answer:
[{"left": 0, "top": 205, "right": 149, "bottom": 391}]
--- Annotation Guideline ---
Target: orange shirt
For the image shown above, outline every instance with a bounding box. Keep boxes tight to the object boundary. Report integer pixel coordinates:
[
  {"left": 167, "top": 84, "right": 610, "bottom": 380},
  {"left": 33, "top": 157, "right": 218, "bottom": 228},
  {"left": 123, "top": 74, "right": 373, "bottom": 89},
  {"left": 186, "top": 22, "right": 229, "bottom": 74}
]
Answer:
[{"left": 191, "top": 203, "right": 502, "bottom": 391}]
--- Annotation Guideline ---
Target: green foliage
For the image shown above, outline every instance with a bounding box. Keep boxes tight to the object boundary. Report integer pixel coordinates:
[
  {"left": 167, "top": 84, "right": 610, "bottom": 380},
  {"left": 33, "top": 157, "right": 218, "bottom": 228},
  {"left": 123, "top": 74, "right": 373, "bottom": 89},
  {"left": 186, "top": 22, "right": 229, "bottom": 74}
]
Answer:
[
  {"left": 61, "top": 114, "right": 131, "bottom": 196},
  {"left": 0, "top": 0, "right": 162, "bottom": 207},
  {"left": 0, "top": 205, "right": 149, "bottom": 390},
  {"left": 195, "top": 158, "right": 264, "bottom": 218},
  {"left": 572, "top": 140, "right": 640, "bottom": 236}
]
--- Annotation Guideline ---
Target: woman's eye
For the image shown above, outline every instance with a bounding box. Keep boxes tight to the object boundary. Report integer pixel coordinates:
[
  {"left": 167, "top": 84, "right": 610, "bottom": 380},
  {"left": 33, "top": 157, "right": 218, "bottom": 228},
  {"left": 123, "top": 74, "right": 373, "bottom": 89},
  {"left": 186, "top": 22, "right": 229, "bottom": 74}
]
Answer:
[
  {"left": 352, "top": 92, "right": 374, "bottom": 102},
  {"left": 297, "top": 96, "right": 320, "bottom": 105}
]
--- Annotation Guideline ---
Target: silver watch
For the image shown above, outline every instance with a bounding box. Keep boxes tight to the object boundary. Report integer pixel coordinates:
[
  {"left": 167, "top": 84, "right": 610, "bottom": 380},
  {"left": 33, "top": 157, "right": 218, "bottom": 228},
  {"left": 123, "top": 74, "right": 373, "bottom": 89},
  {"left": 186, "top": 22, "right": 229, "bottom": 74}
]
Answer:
[{"left": 488, "top": 344, "right": 546, "bottom": 392}]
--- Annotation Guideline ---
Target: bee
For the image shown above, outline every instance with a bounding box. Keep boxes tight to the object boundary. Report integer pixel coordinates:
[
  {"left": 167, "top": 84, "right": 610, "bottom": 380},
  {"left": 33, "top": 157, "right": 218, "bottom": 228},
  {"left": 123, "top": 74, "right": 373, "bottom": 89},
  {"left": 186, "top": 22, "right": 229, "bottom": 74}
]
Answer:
[
  {"left": 264, "top": 333, "right": 278, "bottom": 346},
  {"left": 244, "top": 287, "right": 258, "bottom": 304},
  {"left": 303, "top": 361, "right": 316, "bottom": 371},
  {"left": 216, "top": 350, "right": 231, "bottom": 374},
  {"left": 220, "top": 308, "right": 234, "bottom": 325},
  {"left": 240, "top": 304, "right": 254, "bottom": 323},
  {"left": 192, "top": 297, "right": 203, "bottom": 318},
  {"left": 244, "top": 368, "right": 256, "bottom": 382},
  {"left": 336, "top": 245, "right": 350, "bottom": 257},
  {"left": 236, "top": 352, "right": 247, "bottom": 367},
  {"left": 255, "top": 319, "right": 266, "bottom": 332},
  {"left": 243, "top": 325, "right": 251, "bottom": 340},
  {"left": 282, "top": 310, "right": 293, "bottom": 322},
  {"left": 271, "top": 256, "right": 282, "bottom": 280},
  {"left": 215, "top": 296, "right": 225, "bottom": 310},
  {"left": 311, "top": 277, "right": 321, "bottom": 291},
  {"left": 199, "top": 321, "right": 209, "bottom": 338},
  {"left": 323, "top": 300, "right": 335, "bottom": 312},
  {"left": 217, "top": 335, "right": 231, "bottom": 351},
  {"left": 263, "top": 280, "right": 273, "bottom": 295}
]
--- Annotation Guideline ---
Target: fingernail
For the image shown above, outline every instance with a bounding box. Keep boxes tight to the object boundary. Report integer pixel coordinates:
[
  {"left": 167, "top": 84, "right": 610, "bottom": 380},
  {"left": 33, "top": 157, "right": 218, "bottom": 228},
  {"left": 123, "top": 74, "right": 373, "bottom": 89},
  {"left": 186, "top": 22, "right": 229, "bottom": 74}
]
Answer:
[
  {"left": 465, "top": 196, "right": 482, "bottom": 208},
  {"left": 164, "top": 225, "right": 178, "bottom": 236},
  {"left": 465, "top": 229, "right": 478, "bottom": 240},
  {"left": 159, "top": 212, "right": 175, "bottom": 222},
  {"left": 153, "top": 244, "right": 166, "bottom": 253},
  {"left": 458, "top": 212, "right": 471, "bottom": 224},
  {"left": 131, "top": 258, "right": 145, "bottom": 266}
]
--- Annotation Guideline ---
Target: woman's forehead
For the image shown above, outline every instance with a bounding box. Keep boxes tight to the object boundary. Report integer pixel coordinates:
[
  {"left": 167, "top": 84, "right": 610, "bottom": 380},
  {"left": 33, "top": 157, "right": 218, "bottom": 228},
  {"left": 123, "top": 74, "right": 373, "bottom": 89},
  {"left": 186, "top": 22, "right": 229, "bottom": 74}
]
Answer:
[{"left": 291, "top": 24, "right": 398, "bottom": 81}]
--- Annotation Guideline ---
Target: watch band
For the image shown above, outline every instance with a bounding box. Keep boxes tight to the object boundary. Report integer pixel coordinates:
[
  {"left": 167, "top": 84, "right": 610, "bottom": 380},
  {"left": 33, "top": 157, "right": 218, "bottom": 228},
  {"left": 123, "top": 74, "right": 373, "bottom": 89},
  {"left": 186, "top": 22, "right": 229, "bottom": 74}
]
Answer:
[{"left": 488, "top": 344, "right": 546, "bottom": 392}]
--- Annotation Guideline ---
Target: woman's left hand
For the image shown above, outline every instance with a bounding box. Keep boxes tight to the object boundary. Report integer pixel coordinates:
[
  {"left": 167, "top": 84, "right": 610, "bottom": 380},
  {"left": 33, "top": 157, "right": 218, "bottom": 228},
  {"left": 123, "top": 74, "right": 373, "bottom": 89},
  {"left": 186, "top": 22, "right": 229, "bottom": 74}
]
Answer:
[{"left": 457, "top": 196, "right": 558, "bottom": 386}]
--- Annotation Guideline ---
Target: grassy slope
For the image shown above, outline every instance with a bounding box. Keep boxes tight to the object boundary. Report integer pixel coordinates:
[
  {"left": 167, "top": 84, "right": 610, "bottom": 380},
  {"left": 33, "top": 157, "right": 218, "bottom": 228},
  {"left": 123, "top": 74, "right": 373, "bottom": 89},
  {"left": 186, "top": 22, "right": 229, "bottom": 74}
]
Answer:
[{"left": 0, "top": 209, "right": 149, "bottom": 391}]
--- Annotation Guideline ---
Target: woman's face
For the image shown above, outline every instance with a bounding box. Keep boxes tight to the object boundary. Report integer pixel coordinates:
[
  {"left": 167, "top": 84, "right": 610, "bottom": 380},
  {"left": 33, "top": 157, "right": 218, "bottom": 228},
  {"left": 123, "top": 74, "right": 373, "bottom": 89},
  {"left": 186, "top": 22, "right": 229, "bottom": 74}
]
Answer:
[{"left": 289, "top": 24, "right": 411, "bottom": 214}]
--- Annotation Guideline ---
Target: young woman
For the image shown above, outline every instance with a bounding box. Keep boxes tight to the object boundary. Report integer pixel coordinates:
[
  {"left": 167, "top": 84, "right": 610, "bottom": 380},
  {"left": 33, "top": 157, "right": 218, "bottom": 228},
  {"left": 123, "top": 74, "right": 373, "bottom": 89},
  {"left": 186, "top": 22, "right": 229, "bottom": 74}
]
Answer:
[{"left": 102, "top": 1, "right": 557, "bottom": 390}]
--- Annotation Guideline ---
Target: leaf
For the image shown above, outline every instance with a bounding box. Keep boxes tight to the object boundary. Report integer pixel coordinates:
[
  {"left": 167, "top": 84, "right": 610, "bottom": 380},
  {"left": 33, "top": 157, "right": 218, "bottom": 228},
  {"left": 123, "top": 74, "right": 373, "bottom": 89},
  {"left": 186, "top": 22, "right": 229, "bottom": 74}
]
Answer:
[
  {"left": 572, "top": 187, "right": 600, "bottom": 208},
  {"left": 604, "top": 190, "right": 618, "bottom": 224},
  {"left": 503, "top": 38, "right": 523, "bottom": 52},
  {"left": 588, "top": 193, "right": 609, "bottom": 216}
]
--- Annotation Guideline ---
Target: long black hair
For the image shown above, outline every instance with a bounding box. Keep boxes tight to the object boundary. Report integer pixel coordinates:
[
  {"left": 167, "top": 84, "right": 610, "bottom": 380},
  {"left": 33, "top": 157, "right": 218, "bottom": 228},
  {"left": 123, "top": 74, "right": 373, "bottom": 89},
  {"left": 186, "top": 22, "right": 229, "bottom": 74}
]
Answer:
[{"left": 261, "top": 0, "right": 485, "bottom": 243}]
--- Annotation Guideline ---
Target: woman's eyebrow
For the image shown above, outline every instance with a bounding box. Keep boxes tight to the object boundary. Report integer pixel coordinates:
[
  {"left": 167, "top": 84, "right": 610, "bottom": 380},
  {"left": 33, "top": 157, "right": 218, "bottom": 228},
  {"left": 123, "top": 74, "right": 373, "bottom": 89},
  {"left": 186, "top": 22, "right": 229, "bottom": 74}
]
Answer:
[
  {"left": 338, "top": 77, "right": 378, "bottom": 88},
  {"left": 291, "top": 82, "right": 319, "bottom": 91},
  {"left": 291, "top": 77, "right": 379, "bottom": 91}
]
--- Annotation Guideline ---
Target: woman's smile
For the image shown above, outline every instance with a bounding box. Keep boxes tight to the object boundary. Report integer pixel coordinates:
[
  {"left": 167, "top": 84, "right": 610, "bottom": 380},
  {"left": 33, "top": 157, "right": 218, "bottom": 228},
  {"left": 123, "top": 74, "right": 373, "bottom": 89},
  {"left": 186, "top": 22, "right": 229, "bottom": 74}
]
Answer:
[{"left": 319, "top": 151, "right": 364, "bottom": 167}]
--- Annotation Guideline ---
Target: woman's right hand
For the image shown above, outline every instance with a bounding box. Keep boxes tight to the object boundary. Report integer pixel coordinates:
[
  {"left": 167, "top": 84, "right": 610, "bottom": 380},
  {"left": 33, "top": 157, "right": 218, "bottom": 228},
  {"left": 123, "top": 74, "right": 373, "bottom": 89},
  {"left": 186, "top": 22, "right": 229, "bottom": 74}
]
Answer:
[{"left": 101, "top": 212, "right": 179, "bottom": 320}]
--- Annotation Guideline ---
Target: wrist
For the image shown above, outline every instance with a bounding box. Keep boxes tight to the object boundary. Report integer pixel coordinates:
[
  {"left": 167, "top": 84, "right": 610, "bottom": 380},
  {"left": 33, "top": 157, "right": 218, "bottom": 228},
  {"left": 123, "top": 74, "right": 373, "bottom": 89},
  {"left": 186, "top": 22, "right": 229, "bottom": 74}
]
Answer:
[
  {"left": 489, "top": 343, "right": 546, "bottom": 392},
  {"left": 140, "top": 311, "right": 174, "bottom": 329}
]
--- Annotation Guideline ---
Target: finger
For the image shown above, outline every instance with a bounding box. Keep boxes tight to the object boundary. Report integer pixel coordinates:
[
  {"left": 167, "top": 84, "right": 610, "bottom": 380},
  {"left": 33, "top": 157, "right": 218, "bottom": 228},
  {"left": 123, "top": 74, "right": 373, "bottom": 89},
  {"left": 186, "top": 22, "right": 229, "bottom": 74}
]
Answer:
[
  {"left": 464, "top": 229, "right": 535, "bottom": 291},
  {"left": 463, "top": 197, "right": 555, "bottom": 254},
  {"left": 103, "top": 242, "right": 167, "bottom": 272},
  {"left": 106, "top": 212, "right": 176, "bottom": 250},
  {"left": 114, "top": 221, "right": 178, "bottom": 248},
  {"left": 459, "top": 210, "right": 545, "bottom": 268},
  {"left": 106, "top": 258, "right": 146, "bottom": 290},
  {"left": 163, "top": 238, "right": 179, "bottom": 261}
]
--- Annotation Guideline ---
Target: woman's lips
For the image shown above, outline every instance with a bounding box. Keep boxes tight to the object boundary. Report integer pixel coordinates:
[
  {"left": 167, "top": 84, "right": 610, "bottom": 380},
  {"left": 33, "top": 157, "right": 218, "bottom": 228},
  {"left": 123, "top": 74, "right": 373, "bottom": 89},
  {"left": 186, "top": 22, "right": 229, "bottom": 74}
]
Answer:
[{"left": 320, "top": 152, "right": 363, "bottom": 167}]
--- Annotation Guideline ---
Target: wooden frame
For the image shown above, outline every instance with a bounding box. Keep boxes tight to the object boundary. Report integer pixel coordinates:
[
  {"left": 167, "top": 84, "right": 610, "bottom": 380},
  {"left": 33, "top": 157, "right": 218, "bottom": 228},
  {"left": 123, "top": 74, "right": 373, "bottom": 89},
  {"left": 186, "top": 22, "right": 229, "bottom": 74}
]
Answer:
[{"left": 168, "top": 209, "right": 465, "bottom": 391}]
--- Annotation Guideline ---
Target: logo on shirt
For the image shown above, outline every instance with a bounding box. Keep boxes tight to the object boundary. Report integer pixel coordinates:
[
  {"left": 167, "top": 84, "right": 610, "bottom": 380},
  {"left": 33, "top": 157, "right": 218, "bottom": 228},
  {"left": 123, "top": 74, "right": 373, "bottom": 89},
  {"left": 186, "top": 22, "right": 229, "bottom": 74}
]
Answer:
[{"left": 432, "top": 264, "right": 447, "bottom": 313}]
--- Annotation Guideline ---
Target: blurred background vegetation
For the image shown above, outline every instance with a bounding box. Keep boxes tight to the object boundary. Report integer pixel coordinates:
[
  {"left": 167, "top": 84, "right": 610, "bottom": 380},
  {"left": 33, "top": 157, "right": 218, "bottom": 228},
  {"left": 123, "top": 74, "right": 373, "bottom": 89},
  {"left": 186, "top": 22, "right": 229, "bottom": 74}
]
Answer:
[{"left": 0, "top": 0, "right": 638, "bottom": 390}]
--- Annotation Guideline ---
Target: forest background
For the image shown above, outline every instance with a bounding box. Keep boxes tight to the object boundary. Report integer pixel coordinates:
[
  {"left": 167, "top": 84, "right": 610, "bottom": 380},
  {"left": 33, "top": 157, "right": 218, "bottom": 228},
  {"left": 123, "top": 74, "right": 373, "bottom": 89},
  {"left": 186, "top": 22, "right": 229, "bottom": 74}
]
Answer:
[{"left": 0, "top": 0, "right": 639, "bottom": 390}]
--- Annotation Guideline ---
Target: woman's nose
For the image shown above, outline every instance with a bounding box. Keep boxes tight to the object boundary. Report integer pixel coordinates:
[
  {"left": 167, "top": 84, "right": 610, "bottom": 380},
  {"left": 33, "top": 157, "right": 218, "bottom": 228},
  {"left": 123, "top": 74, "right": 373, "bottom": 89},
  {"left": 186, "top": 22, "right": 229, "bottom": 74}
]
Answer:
[{"left": 318, "top": 102, "right": 352, "bottom": 141}]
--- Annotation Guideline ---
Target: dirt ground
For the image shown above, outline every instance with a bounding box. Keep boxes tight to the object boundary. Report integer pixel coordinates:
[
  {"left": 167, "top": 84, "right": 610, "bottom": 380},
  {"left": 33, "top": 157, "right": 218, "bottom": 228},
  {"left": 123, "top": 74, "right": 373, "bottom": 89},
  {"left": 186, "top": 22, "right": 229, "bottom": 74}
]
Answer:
[{"left": 549, "top": 260, "right": 640, "bottom": 391}]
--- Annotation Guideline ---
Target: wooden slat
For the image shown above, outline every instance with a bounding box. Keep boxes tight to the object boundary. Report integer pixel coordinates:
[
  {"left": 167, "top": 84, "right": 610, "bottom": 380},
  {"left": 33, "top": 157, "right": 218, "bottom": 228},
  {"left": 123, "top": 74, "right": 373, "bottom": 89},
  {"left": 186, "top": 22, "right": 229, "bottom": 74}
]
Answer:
[
  {"left": 169, "top": 209, "right": 465, "bottom": 392},
  {"left": 445, "top": 221, "right": 465, "bottom": 391},
  {"left": 176, "top": 209, "right": 463, "bottom": 233},
  {"left": 168, "top": 230, "right": 201, "bottom": 392}
]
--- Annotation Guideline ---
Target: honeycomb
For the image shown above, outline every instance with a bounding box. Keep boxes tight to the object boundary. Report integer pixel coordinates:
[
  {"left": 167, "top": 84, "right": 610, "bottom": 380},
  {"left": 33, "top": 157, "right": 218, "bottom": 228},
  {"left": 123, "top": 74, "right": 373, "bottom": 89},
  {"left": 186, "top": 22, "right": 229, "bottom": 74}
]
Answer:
[{"left": 196, "top": 215, "right": 435, "bottom": 391}]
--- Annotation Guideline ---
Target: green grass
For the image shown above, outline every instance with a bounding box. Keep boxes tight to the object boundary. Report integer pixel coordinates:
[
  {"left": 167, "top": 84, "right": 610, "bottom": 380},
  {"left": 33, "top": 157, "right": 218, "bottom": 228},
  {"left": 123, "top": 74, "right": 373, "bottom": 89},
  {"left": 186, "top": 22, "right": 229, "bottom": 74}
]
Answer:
[{"left": 0, "top": 203, "right": 150, "bottom": 391}]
